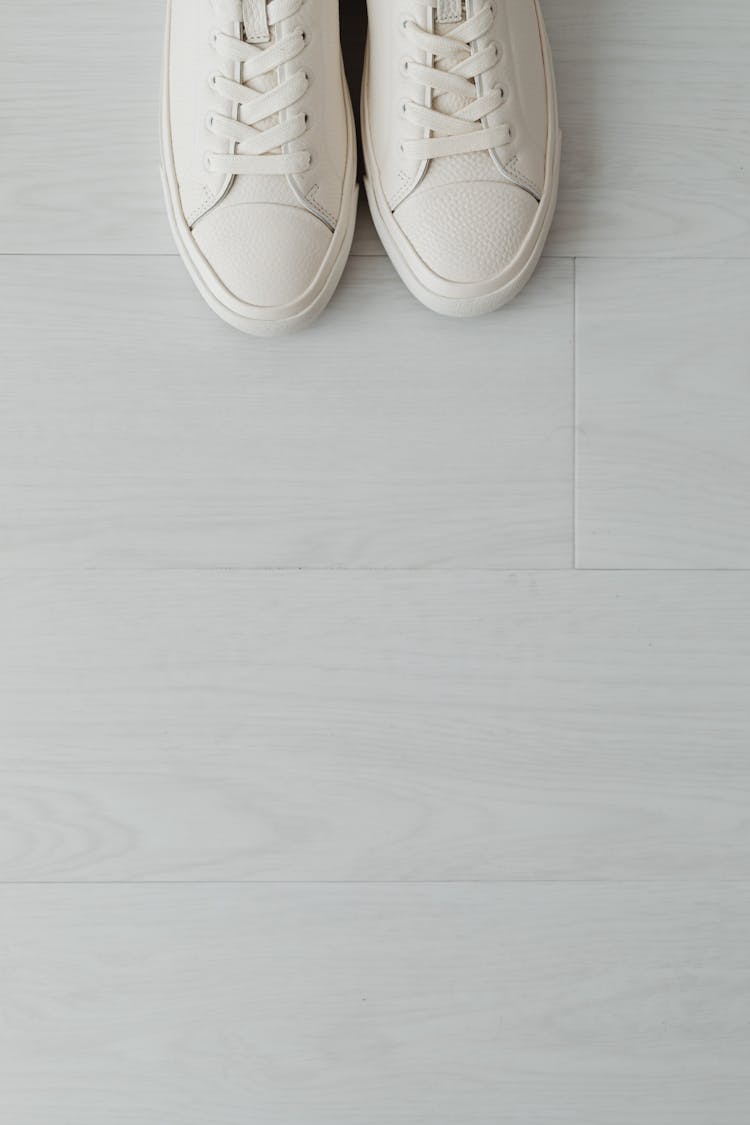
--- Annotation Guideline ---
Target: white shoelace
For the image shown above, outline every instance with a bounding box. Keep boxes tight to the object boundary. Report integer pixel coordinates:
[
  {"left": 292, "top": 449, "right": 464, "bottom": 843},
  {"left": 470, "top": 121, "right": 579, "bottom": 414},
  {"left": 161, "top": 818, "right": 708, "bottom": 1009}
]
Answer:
[
  {"left": 205, "top": 0, "right": 310, "bottom": 176},
  {"left": 402, "top": 2, "right": 511, "bottom": 160}
]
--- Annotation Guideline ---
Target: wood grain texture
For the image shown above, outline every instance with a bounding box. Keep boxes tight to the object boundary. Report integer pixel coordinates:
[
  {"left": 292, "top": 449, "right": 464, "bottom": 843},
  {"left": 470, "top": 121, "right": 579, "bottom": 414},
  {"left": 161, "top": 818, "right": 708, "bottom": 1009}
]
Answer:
[
  {"left": 0, "top": 0, "right": 168, "bottom": 254},
  {"left": 1, "top": 883, "right": 749, "bottom": 1124},
  {"left": 2, "top": 570, "right": 749, "bottom": 882},
  {"left": 0, "top": 254, "right": 574, "bottom": 569},
  {"left": 1, "top": 4, "right": 749, "bottom": 1121},
  {"left": 545, "top": 0, "right": 750, "bottom": 257},
  {"left": 575, "top": 259, "right": 750, "bottom": 568}
]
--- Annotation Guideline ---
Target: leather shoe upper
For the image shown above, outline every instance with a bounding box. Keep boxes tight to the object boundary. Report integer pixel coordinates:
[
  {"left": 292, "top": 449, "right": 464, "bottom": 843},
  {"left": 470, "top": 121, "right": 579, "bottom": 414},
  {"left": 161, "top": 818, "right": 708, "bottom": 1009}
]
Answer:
[
  {"left": 163, "top": 0, "right": 349, "bottom": 310},
  {"left": 364, "top": 0, "right": 554, "bottom": 285}
]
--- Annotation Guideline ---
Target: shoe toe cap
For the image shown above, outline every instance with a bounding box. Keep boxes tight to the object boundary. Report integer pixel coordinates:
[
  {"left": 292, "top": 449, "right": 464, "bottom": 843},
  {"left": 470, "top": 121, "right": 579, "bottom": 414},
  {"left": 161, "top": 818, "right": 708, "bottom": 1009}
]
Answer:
[
  {"left": 192, "top": 203, "right": 332, "bottom": 309},
  {"left": 394, "top": 181, "right": 538, "bottom": 285}
]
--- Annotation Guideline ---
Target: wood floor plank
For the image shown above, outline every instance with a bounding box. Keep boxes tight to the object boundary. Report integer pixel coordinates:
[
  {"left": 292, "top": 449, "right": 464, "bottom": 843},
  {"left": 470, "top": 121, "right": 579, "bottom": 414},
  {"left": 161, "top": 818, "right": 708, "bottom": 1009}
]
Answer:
[
  {"left": 0, "top": 254, "right": 574, "bottom": 569},
  {"left": 0, "top": 0, "right": 168, "bottom": 255},
  {"left": 545, "top": 0, "right": 750, "bottom": 257},
  {"left": 1, "top": 882, "right": 748, "bottom": 1124},
  {"left": 1, "top": 570, "right": 749, "bottom": 882},
  {"left": 575, "top": 259, "right": 750, "bottom": 568}
]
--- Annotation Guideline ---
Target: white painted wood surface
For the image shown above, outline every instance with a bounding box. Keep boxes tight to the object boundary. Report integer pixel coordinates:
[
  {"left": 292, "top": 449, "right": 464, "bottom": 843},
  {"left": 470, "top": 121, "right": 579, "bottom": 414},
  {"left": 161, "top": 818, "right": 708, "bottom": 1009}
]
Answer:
[
  {"left": 0, "top": 255, "right": 574, "bottom": 569},
  {"left": 2, "top": 2, "right": 750, "bottom": 1120},
  {"left": 576, "top": 259, "right": 750, "bottom": 568},
  {"left": 544, "top": 0, "right": 750, "bottom": 257},
  {"left": 1, "top": 570, "right": 749, "bottom": 882},
  {"left": 1, "top": 883, "right": 748, "bottom": 1125}
]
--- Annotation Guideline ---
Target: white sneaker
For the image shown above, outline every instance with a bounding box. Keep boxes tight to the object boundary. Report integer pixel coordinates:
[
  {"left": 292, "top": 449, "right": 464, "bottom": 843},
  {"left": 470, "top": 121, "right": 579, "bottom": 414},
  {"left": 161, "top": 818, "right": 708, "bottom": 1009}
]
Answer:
[
  {"left": 161, "top": 0, "right": 358, "bottom": 335},
  {"left": 362, "top": 0, "right": 561, "bottom": 317}
]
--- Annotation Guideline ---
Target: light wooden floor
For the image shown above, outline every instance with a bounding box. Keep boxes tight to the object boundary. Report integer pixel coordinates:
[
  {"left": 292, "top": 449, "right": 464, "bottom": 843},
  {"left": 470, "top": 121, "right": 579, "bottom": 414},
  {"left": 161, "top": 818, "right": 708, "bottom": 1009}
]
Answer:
[{"left": 1, "top": 3, "right": 749, "bottom": 1122}]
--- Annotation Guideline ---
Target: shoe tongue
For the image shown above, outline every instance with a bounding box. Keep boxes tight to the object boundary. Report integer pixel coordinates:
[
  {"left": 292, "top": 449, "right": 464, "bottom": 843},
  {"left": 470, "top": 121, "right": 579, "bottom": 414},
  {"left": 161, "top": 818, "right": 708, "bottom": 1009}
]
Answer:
[
  {"left": 433, "top": 7, "right": 472, "bottom": 126},
  {"left": 421, "top": 4, "right": 500, "bottom": 191},
  {"left": 225, "top": 0, "right": 298, "bottom": 207},
  {"left": 242, "top": 0, "right": 270, "bottom": 43},
  {"left": 212, "top": 0, "right": 269, "bottom": 42},
  {"left": 238, "top": 14, "right": 278, "bottom": 138},
  {"left": 436, "top": 0, "right": 464, "bottom": 22}
]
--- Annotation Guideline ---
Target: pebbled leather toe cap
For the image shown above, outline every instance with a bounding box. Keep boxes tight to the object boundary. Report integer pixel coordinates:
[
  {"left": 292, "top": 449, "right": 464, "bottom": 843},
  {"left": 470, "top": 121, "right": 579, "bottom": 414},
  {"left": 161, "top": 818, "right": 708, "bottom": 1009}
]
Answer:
[
  {"left": 393, "top": 181, "right": 539, "bottom": 285},
  {"left": 192, "top": 202, "right": 333, "bottom": 310}
]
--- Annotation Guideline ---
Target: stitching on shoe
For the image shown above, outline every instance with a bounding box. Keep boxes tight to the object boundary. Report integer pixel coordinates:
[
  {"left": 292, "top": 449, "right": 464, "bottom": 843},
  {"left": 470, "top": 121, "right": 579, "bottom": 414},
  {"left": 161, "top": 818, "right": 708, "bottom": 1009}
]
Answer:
[
  {"left": 505, "top": 154, "right": 542, "bottom": 198},
  {"left": 306, "top": 184, "right": 337, "bottom": 227},
  {"left": 187, "top": 184, "right": 217, "bottom": 226}
]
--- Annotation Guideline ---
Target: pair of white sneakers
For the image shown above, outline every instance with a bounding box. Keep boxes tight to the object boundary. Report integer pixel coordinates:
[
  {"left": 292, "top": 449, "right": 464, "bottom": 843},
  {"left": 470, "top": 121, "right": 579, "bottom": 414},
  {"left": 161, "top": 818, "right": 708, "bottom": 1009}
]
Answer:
[{"left": 161, "top": 0, "right": 560, "bottom": 335}]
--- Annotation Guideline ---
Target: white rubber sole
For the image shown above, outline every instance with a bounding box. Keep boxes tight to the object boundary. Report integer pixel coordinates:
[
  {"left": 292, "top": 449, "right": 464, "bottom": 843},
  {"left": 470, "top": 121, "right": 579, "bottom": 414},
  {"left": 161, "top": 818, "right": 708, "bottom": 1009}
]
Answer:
[
  {"left": 160, "top": 45, "right": 358, "bottom": 337},
  {"left": 361, "top": 3, "right": 561, "bottom": 319}
]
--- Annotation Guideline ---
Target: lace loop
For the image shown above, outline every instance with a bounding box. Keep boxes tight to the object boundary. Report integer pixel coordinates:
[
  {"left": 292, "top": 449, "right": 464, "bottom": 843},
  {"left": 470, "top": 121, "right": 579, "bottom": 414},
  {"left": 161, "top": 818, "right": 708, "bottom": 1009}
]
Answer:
[
  {"left": 401, "top": 2, "right": 510, "bottom": 161},
  {"left": 206, "top": 0, "right": 310, "bottom": 176}
]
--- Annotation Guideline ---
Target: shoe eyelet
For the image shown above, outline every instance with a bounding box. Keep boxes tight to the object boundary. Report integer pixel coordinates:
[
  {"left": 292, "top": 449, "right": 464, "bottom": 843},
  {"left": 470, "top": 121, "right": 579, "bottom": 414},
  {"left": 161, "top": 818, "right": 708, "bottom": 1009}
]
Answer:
[
  {"left": 400, "top": 57, "right": 410, "bottom": 76},
  {"left": 203, "top": 152, "right": 214, "bottom": 172}
]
